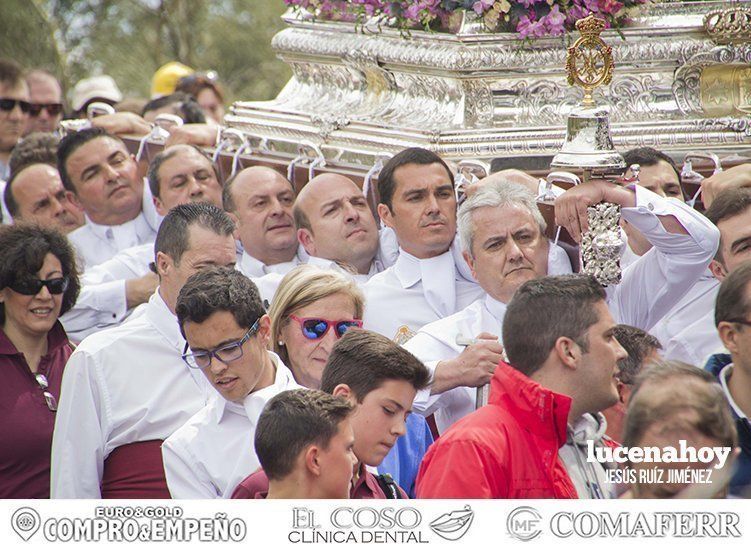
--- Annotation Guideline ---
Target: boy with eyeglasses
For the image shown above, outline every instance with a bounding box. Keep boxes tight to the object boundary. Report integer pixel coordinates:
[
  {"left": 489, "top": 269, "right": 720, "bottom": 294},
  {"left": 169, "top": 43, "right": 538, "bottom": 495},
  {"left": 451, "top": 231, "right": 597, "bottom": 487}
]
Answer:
[
  {"left": 162, "top": 266, "right": 299, "bottom": 498},
  {"left": 232, "top": 328, "right": 430, "bottom": 499}
]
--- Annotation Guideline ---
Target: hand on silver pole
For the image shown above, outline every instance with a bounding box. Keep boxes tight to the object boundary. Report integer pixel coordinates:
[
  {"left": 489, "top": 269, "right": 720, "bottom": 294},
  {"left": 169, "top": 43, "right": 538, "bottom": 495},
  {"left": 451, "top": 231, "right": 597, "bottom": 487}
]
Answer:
[{"left": 455, "top": 333, "right": 505, "bottom": 410}]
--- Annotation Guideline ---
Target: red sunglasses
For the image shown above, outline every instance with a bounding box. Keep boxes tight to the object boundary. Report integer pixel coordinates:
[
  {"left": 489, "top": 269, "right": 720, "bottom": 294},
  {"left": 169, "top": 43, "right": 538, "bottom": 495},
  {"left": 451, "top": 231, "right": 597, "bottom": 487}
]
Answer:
[{"left": 289, "top": 315, "right": 363, "bottom": 340}]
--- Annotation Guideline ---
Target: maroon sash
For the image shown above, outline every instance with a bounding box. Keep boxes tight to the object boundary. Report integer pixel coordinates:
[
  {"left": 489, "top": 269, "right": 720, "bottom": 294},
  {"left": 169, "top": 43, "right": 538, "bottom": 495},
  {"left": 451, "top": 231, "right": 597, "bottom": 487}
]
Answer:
[{"left": 101, "top": 440, "right": 171, "bottom": 499}]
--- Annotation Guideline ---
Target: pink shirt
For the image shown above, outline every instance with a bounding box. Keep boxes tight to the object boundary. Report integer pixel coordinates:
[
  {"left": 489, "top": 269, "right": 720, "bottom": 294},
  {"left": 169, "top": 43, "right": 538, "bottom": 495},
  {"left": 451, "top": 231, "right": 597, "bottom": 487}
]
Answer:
[{"left": 0, "top": 323, "right": 72, "bottom": 498}]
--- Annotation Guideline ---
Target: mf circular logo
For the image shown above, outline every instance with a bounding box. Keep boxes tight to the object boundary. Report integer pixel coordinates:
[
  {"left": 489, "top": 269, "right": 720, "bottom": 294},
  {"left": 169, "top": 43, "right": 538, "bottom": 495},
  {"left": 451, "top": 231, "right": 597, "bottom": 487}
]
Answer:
[{"left": 507, "top": 506, "right": 542, "bottom": 542}]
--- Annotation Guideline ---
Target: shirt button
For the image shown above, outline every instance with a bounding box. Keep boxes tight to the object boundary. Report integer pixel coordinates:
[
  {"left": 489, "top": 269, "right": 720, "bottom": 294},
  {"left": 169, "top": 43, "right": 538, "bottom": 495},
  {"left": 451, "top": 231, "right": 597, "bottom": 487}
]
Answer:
[{"left": 647, "top": 203, "right": 654, "bottom": 211}]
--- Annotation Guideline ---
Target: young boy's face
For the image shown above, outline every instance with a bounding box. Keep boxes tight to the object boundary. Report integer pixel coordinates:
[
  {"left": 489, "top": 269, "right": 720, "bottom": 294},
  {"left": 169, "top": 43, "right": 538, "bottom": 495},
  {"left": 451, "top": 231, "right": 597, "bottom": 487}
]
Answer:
[
  {"left": 349, "top": 379, "right": 417, "bottom": 467},
  {"left": 315, "top": 418, "right": 358, "bottom": 499}
]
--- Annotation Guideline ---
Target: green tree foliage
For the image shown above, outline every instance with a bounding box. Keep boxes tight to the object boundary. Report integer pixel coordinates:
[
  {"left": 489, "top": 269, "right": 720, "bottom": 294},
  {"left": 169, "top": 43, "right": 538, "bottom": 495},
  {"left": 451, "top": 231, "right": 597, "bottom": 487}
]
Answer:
[{"left": 0, "top": 0, "right": 290, "bottom": 104}]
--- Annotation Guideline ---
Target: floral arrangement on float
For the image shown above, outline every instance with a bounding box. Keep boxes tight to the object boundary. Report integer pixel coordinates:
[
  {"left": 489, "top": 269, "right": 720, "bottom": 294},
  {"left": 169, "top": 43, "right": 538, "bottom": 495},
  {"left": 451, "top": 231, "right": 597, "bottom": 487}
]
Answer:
[{"left": 283, "top": 0, "right": 650, "bottom": 38}]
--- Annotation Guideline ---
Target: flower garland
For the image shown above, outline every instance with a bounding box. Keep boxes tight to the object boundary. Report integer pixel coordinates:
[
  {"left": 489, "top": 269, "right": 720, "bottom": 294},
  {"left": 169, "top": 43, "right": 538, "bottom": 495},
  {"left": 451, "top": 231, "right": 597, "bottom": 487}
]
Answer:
[{"left": 284, "top": 0, "right": 649, "bottom": 37}]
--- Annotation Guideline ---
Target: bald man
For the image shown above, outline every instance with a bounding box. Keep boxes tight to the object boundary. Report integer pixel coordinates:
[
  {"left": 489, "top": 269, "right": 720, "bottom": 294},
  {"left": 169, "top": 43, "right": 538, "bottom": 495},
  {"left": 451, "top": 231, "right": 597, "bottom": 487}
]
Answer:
[
  {"left": 294, "top": 173, "right": 381, "bottom": 278},
  {"left": 222, "top": 166, "right": 304, "bottom": 277},
  {"left": 4, "top": 163, "right": 84, "bottom": 233}
]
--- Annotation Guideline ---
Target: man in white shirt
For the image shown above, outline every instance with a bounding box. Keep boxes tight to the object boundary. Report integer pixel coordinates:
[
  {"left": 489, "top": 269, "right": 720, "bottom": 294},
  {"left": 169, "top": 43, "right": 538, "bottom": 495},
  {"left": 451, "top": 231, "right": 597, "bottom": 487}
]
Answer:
[
  {"left": 3, "top": 163, "right": 84, "bottom": 233},
  {"left": 223, "top": 166, "right": 303, "bottom": 278},
  {"left": 620, "top": 147, "right": 685, "bottom": 267},
  {"left": 617, "top": 147, "right": 716, "bottom": 344},
  {"left": 295, "top": 172, "right": 382, "bottom": 280},
  {"left": 406, "top": 177, "right": 719, "bottom": 432},
  {"left": 250, "top": 172, "right": 386, "bottom": 303},
  {"left": 665, "top": 188, "right": 751, "bottom": 365},
  {"left": 147, "top": 144, "right": 223, "bottom": 216},
  {"left": 50, "top": 203, "right": 237, "bottom": 498},
  {"left": 60, "top": 144, "right": 224, "bottom": 341},
  {"left": 58, "top": 127, "right": 161, "bottom": 268},
  {"left": 162, "top": 266, "right": 299, "bottom": 498},
  {"left": 363, "top": 148, "right": 485, "bottom": 341}
]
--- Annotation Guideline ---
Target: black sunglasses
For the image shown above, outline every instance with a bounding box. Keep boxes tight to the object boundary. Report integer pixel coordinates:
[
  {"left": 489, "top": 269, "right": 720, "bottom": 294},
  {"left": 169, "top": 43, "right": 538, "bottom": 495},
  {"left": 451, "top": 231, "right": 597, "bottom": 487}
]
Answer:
[
  {"left": 0, "top": 98, "right": 31, "bottom": 113},
  {"left": 28, "top": 102, "right": 63, "bottom": 117},
  {"left": 9, "top": 276, "right": 69, "bottom": 296}
]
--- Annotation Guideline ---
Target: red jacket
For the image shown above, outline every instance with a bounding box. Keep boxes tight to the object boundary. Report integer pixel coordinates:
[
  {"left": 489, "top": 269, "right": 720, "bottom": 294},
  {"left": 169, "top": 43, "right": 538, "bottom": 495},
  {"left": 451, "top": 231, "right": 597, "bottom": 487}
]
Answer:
[{"left": 415, "top": 362, "right": 578, "bottom": 499}]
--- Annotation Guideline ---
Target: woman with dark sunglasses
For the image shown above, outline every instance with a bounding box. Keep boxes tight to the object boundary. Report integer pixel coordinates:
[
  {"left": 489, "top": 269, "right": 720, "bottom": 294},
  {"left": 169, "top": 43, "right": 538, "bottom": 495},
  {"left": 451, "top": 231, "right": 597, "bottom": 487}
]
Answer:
[
  {"left": 0, "top": 223, "right": 80, "bottom": 498},
  {"left": 268, "top": 265, "right": 364, "bottom": 389}
]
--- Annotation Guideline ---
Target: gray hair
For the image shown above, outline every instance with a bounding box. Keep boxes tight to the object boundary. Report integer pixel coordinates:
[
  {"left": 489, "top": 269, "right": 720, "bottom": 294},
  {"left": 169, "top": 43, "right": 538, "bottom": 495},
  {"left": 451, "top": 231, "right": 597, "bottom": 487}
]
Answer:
[{"left": 458, "top": 179, "right": 546, "bottom": 258}]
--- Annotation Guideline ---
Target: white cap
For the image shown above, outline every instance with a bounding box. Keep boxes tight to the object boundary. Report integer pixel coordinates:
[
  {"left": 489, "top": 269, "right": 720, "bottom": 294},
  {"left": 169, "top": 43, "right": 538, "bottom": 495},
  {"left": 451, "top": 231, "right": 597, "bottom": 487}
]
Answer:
[{"left": 71, "top": 75, "right": 123, "bottom": 112}]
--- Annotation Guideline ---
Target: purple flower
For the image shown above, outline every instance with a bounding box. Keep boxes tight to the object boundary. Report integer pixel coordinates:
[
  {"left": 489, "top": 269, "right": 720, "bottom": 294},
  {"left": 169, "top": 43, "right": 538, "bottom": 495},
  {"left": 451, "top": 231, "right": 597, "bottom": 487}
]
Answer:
[
  {"left": 600, "top": 0, "right": 625, "bottom": 15},
  {"left": 541, "top": 4, "right": 566, "bottom": 36},
  {"left": 471, "top": 0, "right": 494, "bottom": 15},
  {"left": 517, "top": 12, "right": 547, "bottom": 38}
]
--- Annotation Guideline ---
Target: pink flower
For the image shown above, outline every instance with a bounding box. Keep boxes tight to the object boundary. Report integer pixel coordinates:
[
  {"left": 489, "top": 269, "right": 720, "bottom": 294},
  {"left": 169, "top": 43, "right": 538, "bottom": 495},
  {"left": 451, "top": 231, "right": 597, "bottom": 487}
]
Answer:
[
  {"left": 517, "top": 12, "right": 547, "bottom": 38},
  {"left": 472, "top": 0, "right": 494, "bottom": 15},
  {"left": 541, "top": 4, "right": 566, "bottom": 36},
  {"left": 599, "top": 0, "right": 625, "bottom": 15}
]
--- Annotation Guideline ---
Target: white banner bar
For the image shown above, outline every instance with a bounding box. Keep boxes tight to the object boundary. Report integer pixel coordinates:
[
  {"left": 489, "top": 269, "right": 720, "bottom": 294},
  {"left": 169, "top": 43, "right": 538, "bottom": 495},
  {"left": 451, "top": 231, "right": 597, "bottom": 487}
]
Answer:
[{"left": 1, "top": 500, "right": 750, "bottom": 544}]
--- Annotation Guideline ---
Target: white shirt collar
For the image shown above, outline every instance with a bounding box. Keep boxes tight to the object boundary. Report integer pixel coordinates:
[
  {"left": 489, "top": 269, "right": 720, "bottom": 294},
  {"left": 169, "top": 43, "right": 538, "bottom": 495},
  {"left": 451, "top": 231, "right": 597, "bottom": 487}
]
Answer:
[
  {"left": 239, "top": 251, "right": 301, "bottom": 277},
  {"left": 84, "top": 211, "right": 152, "bottom": 245},
  {"left": 305, "top": 255, "right": 379, "bottom": 281},
  {"left": 483, "top": 294, "right": 508, "bottom": 323},
  {"left": 719, "top": 363, "right": 749, "bottom": 420},
  {"left": 393, "top": 249, "right": 455, "bottom": 289},
  {"left": 215, "top": 351, "right": 297, "bottom": 423},
  {"left": 144, "top": 288, "right": 184, "bottom": 353}
]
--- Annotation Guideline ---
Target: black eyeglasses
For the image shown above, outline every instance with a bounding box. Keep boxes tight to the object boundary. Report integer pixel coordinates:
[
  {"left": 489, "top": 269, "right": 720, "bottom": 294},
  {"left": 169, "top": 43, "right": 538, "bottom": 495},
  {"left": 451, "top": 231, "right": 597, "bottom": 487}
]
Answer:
[
  {"left": 28, "top": 102, "right": 63, "bottom": 117},
  {"left": 182, "top": 320, "right": 260, "bottom": 369},
  {"left": 9, "top": 276, "right": 69, "bottom": 296},
  {"left": 0, "top": 98, "right": 31, "bottom": 113},
  {"left": 35, "top": 373, "right": 57, "bottom": 412}
]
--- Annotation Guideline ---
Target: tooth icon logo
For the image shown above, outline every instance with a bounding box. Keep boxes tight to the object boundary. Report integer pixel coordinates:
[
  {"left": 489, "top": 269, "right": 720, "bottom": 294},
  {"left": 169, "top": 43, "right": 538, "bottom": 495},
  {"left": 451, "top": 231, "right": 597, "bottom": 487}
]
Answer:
[
  {"left": 429, "top": 505, "right": 474, "bottom": 541},
  {"left": 11, "top": 507, "right": 41, "bottom": 542}
]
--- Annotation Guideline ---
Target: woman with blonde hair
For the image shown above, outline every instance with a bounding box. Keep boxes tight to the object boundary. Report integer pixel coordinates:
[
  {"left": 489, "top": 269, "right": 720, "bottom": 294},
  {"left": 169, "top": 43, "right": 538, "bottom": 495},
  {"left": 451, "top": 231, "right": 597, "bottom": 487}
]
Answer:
[
  {"left": 266, "top": 265, "right": 433, "bottom": 498},
  {"left": 268, "top": 265, "right": 364, "bottom": 389}
]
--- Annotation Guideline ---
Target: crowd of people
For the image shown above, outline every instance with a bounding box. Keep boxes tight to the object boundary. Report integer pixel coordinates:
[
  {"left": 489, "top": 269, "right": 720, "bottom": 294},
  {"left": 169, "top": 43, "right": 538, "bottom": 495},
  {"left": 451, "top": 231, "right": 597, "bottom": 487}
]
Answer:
[{"left": 2, "top": 55, "right": 751, "bottom": 500}]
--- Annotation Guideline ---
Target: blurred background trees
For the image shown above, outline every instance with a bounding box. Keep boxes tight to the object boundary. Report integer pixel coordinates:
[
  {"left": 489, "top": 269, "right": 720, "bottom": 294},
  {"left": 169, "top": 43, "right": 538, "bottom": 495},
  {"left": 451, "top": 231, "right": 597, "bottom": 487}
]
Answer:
[{"left": 0, "top": 0, "right": 290, "bottom": 104}]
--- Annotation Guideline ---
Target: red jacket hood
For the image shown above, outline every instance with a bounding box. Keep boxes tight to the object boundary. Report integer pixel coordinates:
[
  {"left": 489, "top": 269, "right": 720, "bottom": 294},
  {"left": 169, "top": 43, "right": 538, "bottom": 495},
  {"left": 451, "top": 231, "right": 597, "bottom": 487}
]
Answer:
[{"left": 490, "top": 362, "right": 572, "bottom": 449}]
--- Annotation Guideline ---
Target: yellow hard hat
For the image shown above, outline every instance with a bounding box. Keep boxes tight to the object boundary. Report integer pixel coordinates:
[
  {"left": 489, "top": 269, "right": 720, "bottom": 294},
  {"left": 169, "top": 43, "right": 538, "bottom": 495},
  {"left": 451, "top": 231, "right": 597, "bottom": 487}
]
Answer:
[{"left": 151, "top": 62, "right": 194, "bottom": 98}]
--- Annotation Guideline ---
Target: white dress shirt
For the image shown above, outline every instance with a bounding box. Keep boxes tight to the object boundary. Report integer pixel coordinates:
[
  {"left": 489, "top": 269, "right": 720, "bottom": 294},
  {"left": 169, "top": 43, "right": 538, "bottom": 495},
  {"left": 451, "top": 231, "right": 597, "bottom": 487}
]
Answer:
[
  {"left": 50, "top": 290, "right": 209, "bottom": 498},
  {"left": 362, "top": 248, "right": 485, "bottom": 342},
  {"left": 61, "top": 243, "right": 154, "bottom": 342},
  {"left": 663, "top": 306, "right": 722, "bottom": 367},
  {"left": 67, "top": 183, "right": 161, "bottom": 269},
  {"left": 247, "top": 256, "right": 383, "bottom": 307},
  {"left": 649, "top": 269, "right": 719, "bottom": 352},
  {"left": 405, "top": 294, "right": 507, "bottom": 433},
  {"left": 403, "top": 187, "right": 718, "bottom": 431},
  {"left": 162, "top": 352, "right": 299, "bottom": 499},
  {"left": 237, "top": 246, "right": 306, "bottom": 278},
  {"left": 605, "top": 185, "right": 719, "bottom": 331}
]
